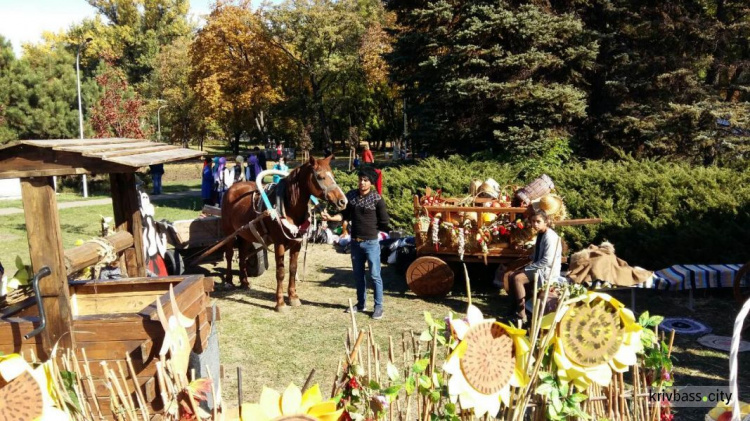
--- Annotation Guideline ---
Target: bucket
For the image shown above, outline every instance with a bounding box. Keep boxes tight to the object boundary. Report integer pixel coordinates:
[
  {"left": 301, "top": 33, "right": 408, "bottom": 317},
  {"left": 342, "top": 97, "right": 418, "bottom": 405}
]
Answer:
[{"left": 514, "top": 174, "right": 554, "bottom": 206}]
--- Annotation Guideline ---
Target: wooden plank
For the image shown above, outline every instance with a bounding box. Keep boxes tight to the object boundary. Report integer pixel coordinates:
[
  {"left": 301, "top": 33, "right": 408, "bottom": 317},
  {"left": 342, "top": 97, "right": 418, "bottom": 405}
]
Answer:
[
  {"left": 110, "top": 173, "right": 146, "bottom": 277},
  {"left": 107, "top": 148, "right": 204, "bottom": 167},
  {"left": 53, "top": 141, "right": 153, "bottom": 153},
  {"left": 75, "top": 339, "right": 154, "bottom": 361},
  {"left": 552, "top": 218, "right": 602, "bottom": 226},
  {"left": 21, "top": 138, "right": 139, "bottom": 147},
  {"left": 138, "top": 275, "right": 205, "bottom": 321},
  {"left": 74, "top": 294, "right": 161, "bottom": 316},
  {"left": 86, "top": 144, "right": 180, "bottom": 159},
  {"left": 420, "top": 205, "right": 528, "bottom": 214},
  {"left": 171, "top": 217, "right": 222, "bottom": 247},
  {"left": 69, "top": 275, "right": 190, "bottom": 289},
  {"left": 0, "top": 144, "right": 135, "bottom": 179},
  {"left": 64, "top": 231, "right": 134, "bottom": 276},
  {"left": 201, "top": 205, "right": 222, "bottom": 217},
  {"left": 21, "top": 177, "right": 75, "bottom": 352}
]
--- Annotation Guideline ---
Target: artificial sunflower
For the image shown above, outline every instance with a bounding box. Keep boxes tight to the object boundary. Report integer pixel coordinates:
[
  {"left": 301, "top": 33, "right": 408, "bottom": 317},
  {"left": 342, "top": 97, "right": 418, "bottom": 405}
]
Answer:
[
  {"left": 236, "top": 383, "right": 343, "bottom": 421},
  {"left": 544, "top": 292, "right": 643, "bottom": 389},
  {"left": 0, "top": 353, "right": 69, "bottom": 420},
  {"left": 443, "top": 305, "right": 531, "bottom": 418}
]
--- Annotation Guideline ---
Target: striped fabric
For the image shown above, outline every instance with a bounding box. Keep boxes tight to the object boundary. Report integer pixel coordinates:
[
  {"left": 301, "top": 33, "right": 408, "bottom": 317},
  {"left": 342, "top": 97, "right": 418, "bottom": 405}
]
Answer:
[{"left": 636, "top": 264, "right": 745, "bottom": 291}]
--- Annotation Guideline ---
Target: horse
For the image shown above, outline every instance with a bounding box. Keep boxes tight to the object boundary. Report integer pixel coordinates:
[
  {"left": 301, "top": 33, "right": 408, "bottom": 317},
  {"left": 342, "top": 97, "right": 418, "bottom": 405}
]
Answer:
[{"left": 220, "top": 155, "right": 348, "bottom": 311}]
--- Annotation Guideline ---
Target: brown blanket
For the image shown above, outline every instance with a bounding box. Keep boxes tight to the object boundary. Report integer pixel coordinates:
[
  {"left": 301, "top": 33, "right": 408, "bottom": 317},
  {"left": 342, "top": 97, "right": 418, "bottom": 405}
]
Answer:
[{"left": 567, "top": 242, "right": 652, "bottom": 287}]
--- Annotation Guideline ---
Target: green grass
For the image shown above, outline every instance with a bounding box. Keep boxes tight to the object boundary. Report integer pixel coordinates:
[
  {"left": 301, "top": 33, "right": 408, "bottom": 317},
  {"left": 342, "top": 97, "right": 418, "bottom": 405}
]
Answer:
[
  {"left": 0, "top": 196, "right": 204, "bottom": 270},
  {"left": 0, "top": 192, "right": 110, "bottom": 209}
]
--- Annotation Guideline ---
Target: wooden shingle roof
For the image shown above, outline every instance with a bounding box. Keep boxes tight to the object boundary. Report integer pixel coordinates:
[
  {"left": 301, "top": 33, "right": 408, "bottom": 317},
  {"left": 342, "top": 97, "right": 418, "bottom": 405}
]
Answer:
[{"left": 0, "top": 138, "right": 204, "bottom": 179}]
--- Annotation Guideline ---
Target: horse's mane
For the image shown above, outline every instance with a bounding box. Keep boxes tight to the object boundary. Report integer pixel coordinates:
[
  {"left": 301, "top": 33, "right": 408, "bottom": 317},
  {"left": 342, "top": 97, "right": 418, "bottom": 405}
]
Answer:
[{"left": 282, "top": 161, "right": 313, "bottom": 213}]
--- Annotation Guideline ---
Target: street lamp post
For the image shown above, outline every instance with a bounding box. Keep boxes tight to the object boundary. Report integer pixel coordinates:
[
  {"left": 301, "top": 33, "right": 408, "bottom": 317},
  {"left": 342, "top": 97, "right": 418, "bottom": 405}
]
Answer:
[
  {"left": 76, "top": 37, "right": 93, "bottom": 197},
  {"left": 157, "top": 102, "right": 168, "bottom": 142}
]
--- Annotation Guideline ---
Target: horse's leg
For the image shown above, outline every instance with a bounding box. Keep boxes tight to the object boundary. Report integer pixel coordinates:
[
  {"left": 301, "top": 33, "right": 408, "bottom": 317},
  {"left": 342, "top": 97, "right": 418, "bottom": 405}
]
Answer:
[
  {"left": 274, "top": 243, "right": 288, "bottom": 312},
  {"left": 224, "top": 239, "right": 234, "bottom": 286},
  {"left": 237, "top": 238, "right": 250, "bottom": 289},
  {"left": 288, "top": 240, "right": 302, "bottom": 307}
]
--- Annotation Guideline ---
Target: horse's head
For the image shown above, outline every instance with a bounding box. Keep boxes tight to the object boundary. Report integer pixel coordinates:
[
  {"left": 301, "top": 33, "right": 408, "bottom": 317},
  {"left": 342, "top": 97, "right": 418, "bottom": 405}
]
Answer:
[{"left": 307, "top": 155, "right": 348, "bottom": 211}]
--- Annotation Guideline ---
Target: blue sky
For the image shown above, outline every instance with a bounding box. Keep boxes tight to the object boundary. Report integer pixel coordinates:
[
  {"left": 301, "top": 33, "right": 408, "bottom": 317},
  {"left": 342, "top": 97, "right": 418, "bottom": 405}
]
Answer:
[{"left": 0, "top": 0, "right": 270, "bottom": 56}]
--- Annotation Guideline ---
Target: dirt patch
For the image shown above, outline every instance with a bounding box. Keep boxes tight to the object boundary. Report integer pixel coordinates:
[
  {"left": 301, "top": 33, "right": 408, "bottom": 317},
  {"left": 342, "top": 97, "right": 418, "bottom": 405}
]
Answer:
[
  {"left": 0, "top": 233, "right": 19, "bottom": 241},
  {"left": 163, "top": 161, "right": 204, "bottom": 183}
]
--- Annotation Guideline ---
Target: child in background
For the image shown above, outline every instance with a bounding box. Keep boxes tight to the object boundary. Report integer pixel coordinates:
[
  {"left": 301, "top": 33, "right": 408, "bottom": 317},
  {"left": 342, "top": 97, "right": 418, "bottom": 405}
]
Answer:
[
  {"left": 273, "top": 157, "right": 289, "bottom": 183},
  {"left": 201, "top": 157, "right": 214, "bottom": 205}
]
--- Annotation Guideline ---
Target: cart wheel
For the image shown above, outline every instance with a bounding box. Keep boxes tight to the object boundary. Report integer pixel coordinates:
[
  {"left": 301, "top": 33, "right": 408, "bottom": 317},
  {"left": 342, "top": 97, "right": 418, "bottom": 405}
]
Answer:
[
  {"left": 734, "top": 261, "right": 750, "bottom": 305},
  {"left": 165, "top": 250, "right": 185, "bottom": 275},
  {"left": 407, "top": 256, "right": 454, "bottom": 296}
]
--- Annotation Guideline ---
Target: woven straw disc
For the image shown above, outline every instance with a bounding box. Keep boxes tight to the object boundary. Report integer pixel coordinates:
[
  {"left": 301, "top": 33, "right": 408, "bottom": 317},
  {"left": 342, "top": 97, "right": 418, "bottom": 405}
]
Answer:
[
  {"left": 407, "top": 256, "right": 454, "bottom": 296},
  {"left": 0, "top": 371, "right": 43, "bottom": 419},
  {"left": 459, "top": 321, "right": 515, "bottom": 395},
  {"left": 559, "top": 299, "right": 625, "bottom": 367}
]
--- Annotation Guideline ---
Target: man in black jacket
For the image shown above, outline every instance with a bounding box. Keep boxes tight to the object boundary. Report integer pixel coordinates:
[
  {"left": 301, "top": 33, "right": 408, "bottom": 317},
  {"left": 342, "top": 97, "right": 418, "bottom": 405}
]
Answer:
[{"left": 322, "top": 167, "right": 389, "bottom": 319}]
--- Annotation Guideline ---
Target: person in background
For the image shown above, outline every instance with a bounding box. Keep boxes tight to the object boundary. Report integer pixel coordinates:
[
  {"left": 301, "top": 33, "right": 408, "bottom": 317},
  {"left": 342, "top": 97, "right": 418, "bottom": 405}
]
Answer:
[
  {"left": 201, "top": 157, "right": 214, "bottom": 206},
  {"left": 254, "top": 146, "right": 267, "bottom": 172},
  {"left": 324, "top": 147, "right": 333, "bottom": 159},
  {"left": 235, "top": 155, "right": 246, "bottom": 182},
  {"left": 321, "top": 166, "right": 390, "bottom": 320},
  {"left": 149, "top": 163, "right": 165, "bottom": 195},
  {"left": 215, "top": 157, "right": 227, "bottom": 206},
  {"left": 246, "top": 153, "right": 262, "bottom": 183},
  {"left": 506, "top": 209, "right": 561, "bottom": 326},
  {"left": 353, "top": 156, "right": 360, "bottom": 168},
  {"left": 272, "top": 156, "right": 289, "bottom": 183},
  {"left": 362, "top": 143, "right": 374, "bottom": 164},
  {"left": 276, "top": 142, "right": 283, "bottom": 160},
  {"left": 0, "top": 260, "right": 4, "bottom": 281}
]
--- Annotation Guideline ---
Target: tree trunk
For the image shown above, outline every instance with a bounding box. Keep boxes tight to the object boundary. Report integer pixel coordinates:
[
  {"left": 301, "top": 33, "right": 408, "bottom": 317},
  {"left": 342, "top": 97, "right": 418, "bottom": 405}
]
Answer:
[
  {"left": 233, "top": 132, "right": 242, "bottom": 155},
  {"left": 311, "top": 78, "right": 331, "bottom": 149}
]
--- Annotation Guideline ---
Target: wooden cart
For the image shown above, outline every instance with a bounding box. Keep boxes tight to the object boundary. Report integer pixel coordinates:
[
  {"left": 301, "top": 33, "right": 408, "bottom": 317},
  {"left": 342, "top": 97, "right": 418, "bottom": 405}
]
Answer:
[
  {"left": 164, "top": 204, "right": 269, "bottom": 277},
  {"left": 0, "top": 138, "right": 217, "bottom": 417},
  {"left": 408, "top": 195, "right": 600, "bottom": 296}
]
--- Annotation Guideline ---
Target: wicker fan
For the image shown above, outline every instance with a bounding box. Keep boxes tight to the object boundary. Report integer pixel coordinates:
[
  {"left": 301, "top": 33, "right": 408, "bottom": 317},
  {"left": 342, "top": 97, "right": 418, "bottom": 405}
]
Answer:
[
  {"left": 0, "top": 370, "right": 44, "bottom": 420},
  {"left": 559, "top": 298, "right": 625, "bottom": 367},
  {"left": 459, "top": 321, "right": 516, "bottom": 395}
]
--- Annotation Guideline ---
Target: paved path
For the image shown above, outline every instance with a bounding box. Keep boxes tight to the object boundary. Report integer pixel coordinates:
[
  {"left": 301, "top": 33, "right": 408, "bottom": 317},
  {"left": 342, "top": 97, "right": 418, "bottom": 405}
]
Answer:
[{"left": 0, "top": 190, "right": 201, "bottom": 216}]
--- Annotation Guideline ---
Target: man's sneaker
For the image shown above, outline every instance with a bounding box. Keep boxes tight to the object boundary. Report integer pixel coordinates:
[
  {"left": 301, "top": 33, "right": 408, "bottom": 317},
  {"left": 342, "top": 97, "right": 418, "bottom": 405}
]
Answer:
[
  {"left": 372, "top": 307, "right": 384, "bottom": 320},
  {"left": 344, "top": 305, "right": 365, "bottom": 314}
]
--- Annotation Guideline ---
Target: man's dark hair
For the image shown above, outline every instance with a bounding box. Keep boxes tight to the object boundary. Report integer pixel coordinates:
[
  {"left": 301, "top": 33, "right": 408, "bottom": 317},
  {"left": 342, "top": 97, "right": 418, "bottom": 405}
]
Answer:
[
  {"left": 254, "top": 146, "right": 260, "bottom": 151},
  {"left": 358, "top": 166, "right": 379, "bottom": 183},
  {"left": 532, "top": 209, "right": 549, "bottom": 223}
]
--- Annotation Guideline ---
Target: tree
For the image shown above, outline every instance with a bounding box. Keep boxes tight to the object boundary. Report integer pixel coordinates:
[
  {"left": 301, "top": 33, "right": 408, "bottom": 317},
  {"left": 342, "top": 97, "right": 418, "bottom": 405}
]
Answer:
[
  {"left": 0, "top": 39, "right": 99, "bottom": 141},
  {"left": 90, "top": 55, "right": 151, "bottom": 138},
  {"left": 190, "top": 1, "right": 284, "bottom": 154},
  {"left": 266, "top": 0, "right": 389, "bottom": 149},
  {"left": 86, "top": 0, "right": 192, "bottom": 85},
  {"left": 386, "top": 0, "right": 597, "bottom": 159}
]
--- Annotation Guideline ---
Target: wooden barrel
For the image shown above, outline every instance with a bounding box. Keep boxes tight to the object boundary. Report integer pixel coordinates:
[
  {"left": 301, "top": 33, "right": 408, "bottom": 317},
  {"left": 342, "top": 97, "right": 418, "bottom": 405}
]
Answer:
[{"left": 514, "top": 174, "right": 554, "bottom": 205}]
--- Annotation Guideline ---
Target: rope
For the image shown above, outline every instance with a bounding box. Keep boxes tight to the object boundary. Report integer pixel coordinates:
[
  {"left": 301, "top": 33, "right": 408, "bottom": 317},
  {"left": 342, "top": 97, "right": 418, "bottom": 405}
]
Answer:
[
  {"left": 87, "top": 237, "right": 117, "bottom": 280},
  {"left": 729, "top": 298, "right": 750, "bottom": 421}
]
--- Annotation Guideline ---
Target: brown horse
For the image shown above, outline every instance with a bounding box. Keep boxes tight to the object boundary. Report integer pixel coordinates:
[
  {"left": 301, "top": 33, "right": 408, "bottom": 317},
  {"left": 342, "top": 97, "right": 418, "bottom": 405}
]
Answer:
[{"left": 220, "top": 155, "right": 347, "bottom": 311}]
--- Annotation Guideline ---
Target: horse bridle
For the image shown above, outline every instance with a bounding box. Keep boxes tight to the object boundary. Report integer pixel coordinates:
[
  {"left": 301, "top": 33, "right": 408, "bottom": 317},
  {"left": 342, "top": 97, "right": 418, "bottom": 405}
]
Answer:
[{"left": 312, "top": 167, "right": 346, "bottom": 209}]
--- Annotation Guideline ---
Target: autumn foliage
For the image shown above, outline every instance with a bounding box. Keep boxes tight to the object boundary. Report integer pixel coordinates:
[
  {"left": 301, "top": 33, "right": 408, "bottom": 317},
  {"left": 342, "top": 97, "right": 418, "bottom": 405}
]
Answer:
[{"left": 90, "top": 56, "right": 150, "bottom": 139}]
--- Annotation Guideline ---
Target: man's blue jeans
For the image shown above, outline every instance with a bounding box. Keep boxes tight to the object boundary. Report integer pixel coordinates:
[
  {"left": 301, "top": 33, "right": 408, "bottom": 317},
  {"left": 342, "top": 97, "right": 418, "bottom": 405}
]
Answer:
[
  {"left": 351, "top": 239, "right": 383, "bottom": 309},
  {"left": 152, "top": 174, "right": 163, "bottom": 195}
]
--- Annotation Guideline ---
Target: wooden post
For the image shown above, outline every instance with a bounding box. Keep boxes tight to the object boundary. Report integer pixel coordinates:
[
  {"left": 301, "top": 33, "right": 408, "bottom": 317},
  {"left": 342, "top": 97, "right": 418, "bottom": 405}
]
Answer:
[
  {"left": 110, "top": 173, "right": 146, "bottom": 277},
  {"left": 21, "top": 177, "right": 75, "bottom": 354}
]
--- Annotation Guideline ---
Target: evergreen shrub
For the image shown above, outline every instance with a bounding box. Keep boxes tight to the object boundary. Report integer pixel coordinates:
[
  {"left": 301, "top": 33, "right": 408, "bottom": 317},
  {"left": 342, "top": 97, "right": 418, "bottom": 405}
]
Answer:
[{"left": 335, "top": 157, "right": 750, "bottom": 269}]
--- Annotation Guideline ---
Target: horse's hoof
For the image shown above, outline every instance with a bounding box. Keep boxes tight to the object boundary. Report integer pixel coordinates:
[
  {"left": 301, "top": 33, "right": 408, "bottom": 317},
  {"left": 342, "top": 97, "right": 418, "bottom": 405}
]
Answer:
[
  {"left": 289, "top": 298, "right": 302, "bottom": 307},
  {"left": 275, "top": 304, "right": 289, "bottom": 313},
  {"left": 240, "top": 283, "right": 251, "bottom": 290}
]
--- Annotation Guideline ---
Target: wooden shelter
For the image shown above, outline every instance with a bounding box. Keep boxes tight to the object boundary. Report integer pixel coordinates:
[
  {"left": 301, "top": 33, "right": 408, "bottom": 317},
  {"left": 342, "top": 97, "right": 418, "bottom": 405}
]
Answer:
[{"left": 0, "top": 138, "right": 211, "bottom": 414}]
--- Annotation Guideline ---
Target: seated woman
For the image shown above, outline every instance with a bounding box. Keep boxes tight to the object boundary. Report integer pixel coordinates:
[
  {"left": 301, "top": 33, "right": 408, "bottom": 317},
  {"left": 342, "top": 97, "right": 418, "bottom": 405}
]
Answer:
[{"left": 507, "top": 209, "right": 561, "bottom": 325}]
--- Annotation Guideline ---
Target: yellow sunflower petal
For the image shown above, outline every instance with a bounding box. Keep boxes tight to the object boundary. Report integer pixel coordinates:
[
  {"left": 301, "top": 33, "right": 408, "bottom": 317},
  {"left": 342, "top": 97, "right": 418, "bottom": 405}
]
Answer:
[
  {"left": 466, "top": 305, "right": 484, "bottom": 325},
  {"left": 613, "top": 342, "right": 638, "bottom": 367},
  {"left": 300, "top": 384, "right": 323, "bottom": 413},
  {"left": 281, "top": 383, "right": 303, "bottom": 415},
  {"left": 308, "top": 401, "right": 338, "bottom": 416},
  {"left": 584, "top": 363, "right": 613, "bottom": 386},
  {"left": 37, "top": 406, "right": 70, "bottom": 421},
  {"left": 315, "top": 409, "right": 345, "bottom": 421},
  {"left": 499, "top": 385, "right": 512, "bottom": 406},
  {"left": 452, "top": 319, "right": 470, "bottom": 340},
  {"left": 443, "top": 353, "right": 461, "bottom": 375},
  {"left": 259, "top": 386, "right": 282, "bottom": 419},
  {"left": 0, "top": 354, "right": 29, "bottom": 381},
  {"left": 240, "top": 403, "right": 270, "bottom": 421},
  {"left": 495, "top": 321, "right": 525, "bottom": 337}
]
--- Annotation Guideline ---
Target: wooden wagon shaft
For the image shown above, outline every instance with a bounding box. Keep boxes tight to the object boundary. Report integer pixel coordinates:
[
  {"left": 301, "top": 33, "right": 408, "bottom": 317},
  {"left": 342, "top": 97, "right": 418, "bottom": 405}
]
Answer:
[
  {"left": 189, "top": 212, "right": 269, "bottom": 266},
  {"left": 64, "top": 231, "right": 134, "bottom": 276},
  {"left": 553, "top": 218, "right": 603, "bottom": 226}
]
